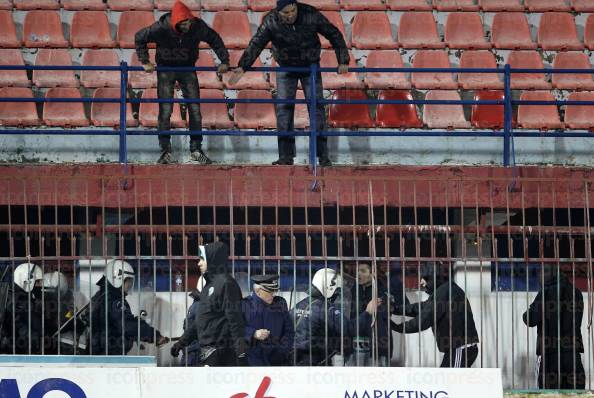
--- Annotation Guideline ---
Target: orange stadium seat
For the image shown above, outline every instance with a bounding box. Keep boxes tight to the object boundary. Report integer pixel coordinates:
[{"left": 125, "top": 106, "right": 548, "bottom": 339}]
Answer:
[
  {"left": 43, "top": 88, "right": 90, "bottom": 127},
  {"left": 117, "top": 11, "right": 156, "bottom": 49},
  {"left": 71, "top": 11, "right": 116, "bottom": 48},
  {"left": 423, "top": 90, "right": 471, "bottom": 129},
  {"left": 15, "top": 0, "right": 59, "bottom": 9},
  {"left": 207, "top": 11, "right": 251, "bottom": 49},
  {"left": 33, "top": 49, "right": 79, "bottom": 88},
  {"left": 411, "top": 50, "right": 458, "bottom": 90},
  {"left": 387, "top": 0, "right": 432, "bottom": 11},
  {"left": 471, "top": 90, "right": 506, "bottom": 129},
  {"left": 525, "top": 0, "right": 570, "bottom": 11},
  {"left": 397, "top": 12, "right": 444, "bottom": 49},
  {"left": 538, "top": 12, "right": 583, "bottom": 51},
  {"left": 200, "top": 89, "right": 233, "bottom": 129},
  {"left": 138, "top": 88, "right": 186, "bottom": 128},
  {"left": 247, "top": 0, "right": 275, "bottom": 11},
  {"left": 0, "top": 11, "right": 21, "bottom": 48},
  {"left": 491, "top": 13, "right": 536, "bottom": 49},
  {"left": 339, "top": 0, "right": 387, "bottom": 10},
  {"left": 320, "top": 50, "right": 364, "bottom": 89},
  {"left": 327, "top": 89, "right": 373, "bottom": 128},
  {"left": 196, "top": 51, "right": 224, "bottom": 89},
  {"left": 375, "top": 90, "right": 422, "bottom": 128},
  {"left": 0, "top": 88, "right": 40, "bottom": 126},
  {"left": 458, "top": 51, "right": 502, "bottom": 90},
  {"left": 585, "top": 14, "right": 594, "bottom": 51},
  {"left": 433, "top": 0, "right": 479, "bottom": 11},
  {"left": 234, "top": 90, "right": 276, "bottom": 129},
  {"left": 508, "top": 51, "right": 551, "bottom": 90},
  {"left": 293, "top": 90, "right": 310, "bottom": 129},
  {"left": 351, "top": 12, "right": 396, "bottom": 49},
  {"left": 129, "top": 49, "right": 157, "bottom": 89},
  {"left": 300, "top": 0, "right": 340, "bottom": 10},
  {"left": 319, "top": 12, "right": 350, "bottom": 49},
  {"left": 223, "top": 50, "right": 269, "bottom": 90},
  {"left": 108, "top": 0, "right": 154, "bottom": 11},
  {"left": 91, "top": 88, "right": 138, "bottom": 127},
  {"left": 23, "top": 11, "right": 69, "bottom": 48},
  {"left": 0, "top": 50, "right": 30, "bottom": 87},
  {"left": 364, "top": 50, "right": 410, "bottom": 89},
  {"left": 518, "top": 91, "right": 564, "bottom": 130},
  {"left": 445, "top": 12, "right": 491, "bottom": 49},
  {"left": 565, "top": 91, "right": 594, "bottom": 130},
  {"left": 478, "top": 0, "right": 523, "bottom": 11},
  {"left": 572, "top": 0, "right": 594, "bottom": 11},
  {"left": 0, "top": 0, "right": 12, "bottom": 10},
  {"left": 62, "top": 0, "right": 107, "bottom": 10},
  {"left": 551, "top": 52, "right": 594, "bottom": 91},
  {"left": 200, "top": 0, "right": 247, "bottom": 11},
  {"left": 80, "top": 50, "right": 121, "bottom": 88}
]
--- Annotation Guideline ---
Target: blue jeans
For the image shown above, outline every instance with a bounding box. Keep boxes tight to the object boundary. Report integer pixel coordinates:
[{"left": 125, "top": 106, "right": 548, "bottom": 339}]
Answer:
[{"left": 275, "top": 69, "right": 328, "bottom": 159}]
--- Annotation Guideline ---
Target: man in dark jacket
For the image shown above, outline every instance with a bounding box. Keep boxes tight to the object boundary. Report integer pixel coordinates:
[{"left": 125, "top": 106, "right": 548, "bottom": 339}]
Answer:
[
  {"left": 391, "top": 263, "right": 479, "bottom": 368},
  {"left": 89, "top": 260, "right": 168, "bottom": 355},
  {"left": 229, "top": 0, "right": 350, "bottom": 167},
  {"left": 171, "top": 287, "right": 202, "bottom": 366},
  {"left": 135, "top": 1, "right": 230, "bottom": 164},
  {"left": 523, "top": 266, "right": 585, "bottom": 389},
  {"left": 242, "top": 274, "right": 294, "bottom": 366}
]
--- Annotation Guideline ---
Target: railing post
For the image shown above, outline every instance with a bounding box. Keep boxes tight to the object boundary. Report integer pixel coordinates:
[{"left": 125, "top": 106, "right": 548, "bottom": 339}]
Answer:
[
  {"left": 309, "top": 63, "right": 318, "bottom": 171},
  {"left": 504, "top": 63, "right": 512, "bottom": 167},
  {"left": 119, "top": 61, "right": 128, "bottom": 165}
]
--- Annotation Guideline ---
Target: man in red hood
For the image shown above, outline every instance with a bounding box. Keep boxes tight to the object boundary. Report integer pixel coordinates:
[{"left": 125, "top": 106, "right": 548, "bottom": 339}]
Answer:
[{"left": 135, "top": 1, "right": 229, "bottom": 164}]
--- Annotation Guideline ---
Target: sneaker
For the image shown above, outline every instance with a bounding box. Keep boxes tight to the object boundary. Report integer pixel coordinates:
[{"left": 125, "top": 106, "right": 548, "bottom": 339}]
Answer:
[
  {"left": 190, "top": 149, "right": 213, "bottom": 164},
  {"left": 318, "top": 156, "right": 332, "bottom": 167},
  {"left": 272, "top": 157, "right": 294, "bottom": 165},
  {"left": 157, "top": 150, "right": 175, "bottom": 164}
]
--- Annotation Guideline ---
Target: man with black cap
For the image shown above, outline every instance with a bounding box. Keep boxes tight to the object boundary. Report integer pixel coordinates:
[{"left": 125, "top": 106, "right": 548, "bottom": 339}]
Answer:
[
  {"left": 241, "top": 274, "right": 294, "bottom": 366},
  {"left": 391, "top": 262, "right": 479, "bottom": 368},
  {"left": 229, "top": 0, "right": 350, "bottom": 167},
  {"left": 135, "top": 1, "right": 230, "bottom": 164}
]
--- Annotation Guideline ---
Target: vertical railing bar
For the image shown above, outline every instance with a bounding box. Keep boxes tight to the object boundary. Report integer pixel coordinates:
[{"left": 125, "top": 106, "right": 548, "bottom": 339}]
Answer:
[{"left": 119, "top": 61, "right": 128, "bottom": 165}]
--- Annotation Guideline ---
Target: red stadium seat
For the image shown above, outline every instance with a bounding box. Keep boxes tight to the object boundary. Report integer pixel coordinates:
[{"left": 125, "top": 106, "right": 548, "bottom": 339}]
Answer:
[
  {"left": 364, "top": 50, "right": 410, "bottom": 89},
  {"left": 478, "top": 0, "right": 523, "bottom": 11},
  {"left": 15, "top": 0, "right": 59, "bottom": 9},
  {"left": 196, "top": 51, "right": 224, "bottom": 89},
  {"left": 551, "top": 52, "right": 594, "bottom": 91},
  {"left": 300, "top": 0, "right": 340, "bottom": 10},
  {"left": 327, "top": 89, "right": 373, "bottom": 128},
  {"left": 0, "top": 0, "right": 12, "bottom": 10},
  {"left": 444, "top": 12, "right": 491, "bottom": 49},
  {"left": 294, "top": 90, "right": 310, "bottom": 129},
  {"left": 585, "top": 14, "right": 594, "bottom": 51},
  {"left": 156, "top": 0, "right": 201, "bottom": 9},
  {"left": 139, "top": 88, "right": 185, "bottom": 128},
  {"left": 23, "top": 11, "right": 69, "bottom": 48},
  {"left": 91, "top": 88, "right": 138, "bottom": 127},
  {"left": 423, "top": 90, "right": 470, "bottom": 129},
  {"left": 397, "top": 12, "right": 444, "bottom": 49},
  {"left": 207, "top": 11, "right": 251, "bottom": 49},
  {"left": 518, "top": 91, "right": 563, "bottom": 130},
  {"left": 538, "top": 13, "right": 583, "bottom": 51},
  {"left": 223, "top": 50, "right": 269, "bottom": 90},
  {"left": 339, "top": 0, "right": 387, "bottom": 10},
  {"left": 320, "top": 50, "right": 364, "bottom": 89},
  {"left": 526, "top": 0, "right": 570, "bottom": 11},
  {"left": 108, "top": 0, "right": 154, "bottom": 11},
  {"left": 200, "top": 89, "right": 233, "bottom": 129},
  {"left": 458, "top": 51, "right": 502, "bottom": 90},
  {"left": 234, "top": 90, "right": 276, "bottom": 129},
  {"left": 0, "top": 88, "right": 40, "bottom": 126},
  {"left": 508, "top": 51, "right": 551, "bottom": 90},
  {"left": 433, "top": 0, "right": 479, "bottom": 11},
  {"left": 80, "top": 50, "right": 121, "bottom": 88},
  {"left": 62, "top": 0, "right": 107, "bottom": 10},
  {"left": 411, "top": 50, "right": 458, "bottom": 90},
  {"left": 375, "top": 90, "right": 422, "bottom": 128},
  {"left": 0, "top": 11, "right": 21, "bottom": 48},
  {"left": 491, "top": 13, "right": 536, "bottom": 50},
  {"left": 387, "top": 0, "right": 432, "bottom": 11},
  {"left": 572, "top": 0, "right": 594, "bottom": 11},
  {"left": 43, "top": 88, "right": 90, "bottom": 127},
  {"left": 319, "top": 12, "right": 350, "bottom": 49},
  {"left": 33, "top": 49, "right": 79, "bottom": 88},
  {"left": 247, "top": 0, "right": 274, "bottom": 11},
  {"left": 0, "top": 49, "right": 30, "bottom": 87},
  {"left": 200, "top": 0, "right": 247, "bottom": 11},
  {"left": 117, "top": 11, "right": 156, "bottom": 49},
  {"left": 351, "top": 12, "right": 396, "bottom": 49},
  {"left": 471, "top": 90, "right": 506, "bottom": 129},
  {"left": 129, "top": 49, "right": 157, "bottom": 89},
  {"left": 565, "top": 91, "right": 594, "bottom": 130},
  {"left": 71, "top": 11, "right": 116, "bottom": 48}
]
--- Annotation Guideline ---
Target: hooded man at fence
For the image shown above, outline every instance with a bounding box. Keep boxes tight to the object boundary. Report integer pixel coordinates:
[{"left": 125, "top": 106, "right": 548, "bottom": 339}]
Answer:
[
  {"left": 89, "top": 260, "right": 169, "bottom": 355},
  {"left": 193, "top": 242, "right": 249, "bottom": 366},
  {"left": 229, "top": 0, "right": 350, "bottom": 167},
  {"left": 391, "top": 262, "right": 479, "bottom": 368},
  {"left": 170, "top": 275, "right": 205, "bottom": 366},
  {"left": 135, "top": 1, "right": 230, "bottom": 164},
  {"left": 523, "top": 266, "right": 585, "bottom": 389}
]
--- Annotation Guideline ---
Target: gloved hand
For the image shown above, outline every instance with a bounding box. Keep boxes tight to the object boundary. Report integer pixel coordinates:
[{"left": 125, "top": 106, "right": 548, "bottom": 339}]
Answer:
[
  {"left": 170, "top": 342, "right": 182, "bottom": 357},
  {"left": 237, "top": 353, "right": 249, "bottom": 367}
]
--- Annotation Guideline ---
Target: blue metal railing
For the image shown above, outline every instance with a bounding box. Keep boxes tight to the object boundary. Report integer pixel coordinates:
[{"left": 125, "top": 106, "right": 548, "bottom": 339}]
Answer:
[{"left": 1, "top": 63, "right": 594, "bottom": 172}]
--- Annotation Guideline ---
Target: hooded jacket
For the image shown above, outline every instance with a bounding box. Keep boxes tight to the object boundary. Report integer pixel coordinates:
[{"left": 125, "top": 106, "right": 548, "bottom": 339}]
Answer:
[
  {"left": 238, "top": 3, "right": 349, "bottom": 69},
  {"left": 134, "top": 1, "right": 229, "bottom": 67},
  {"left": 392, "top": 264, "right": 479, "bottom": 354}
]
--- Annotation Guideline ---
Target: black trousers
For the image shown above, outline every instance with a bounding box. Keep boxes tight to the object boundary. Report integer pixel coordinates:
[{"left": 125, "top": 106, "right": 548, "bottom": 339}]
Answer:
[
  {"left": 537, "top": 352, "right": 585, "bottom": 389},
  {"left": 157, "top": 71, "right": 202, "bottom": 151},
  {"left": 440, "top": 345, "right": 478, "bottom": 368},
  {"left": 202, "top": 347, "right": 237, "bottom": 367}
]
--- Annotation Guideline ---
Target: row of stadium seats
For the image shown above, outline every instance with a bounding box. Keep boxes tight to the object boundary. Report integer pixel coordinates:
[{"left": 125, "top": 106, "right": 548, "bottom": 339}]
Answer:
[
  {"left": 2, "top": 48, "right": 594, "bottom": 90},
  {"left": 0, "top": 0, "right": 593, "bottom": 12},
  {"left": 0, "top": 87, "right": 591, "bottom": 130},
  {"left": 1, "top": 10, "right": 594, "bottom": 51}
]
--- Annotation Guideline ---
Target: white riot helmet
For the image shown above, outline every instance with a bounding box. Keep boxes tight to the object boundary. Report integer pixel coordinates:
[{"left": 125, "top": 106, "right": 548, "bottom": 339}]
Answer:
[
  {"left": 106, "top": 260, "right": 135, "bottom": 289},
  {"left": 43, "top": 271, "right": 68, "bottom": 295},
  {"left": 196, "top": 275, "right": 206, "bottom": 293},
  {"left": 312, "top": 268, "right": 342, "bottom": 299},
  {"left": 14, "top": 262, "right": 43, "bottom": 293}
]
